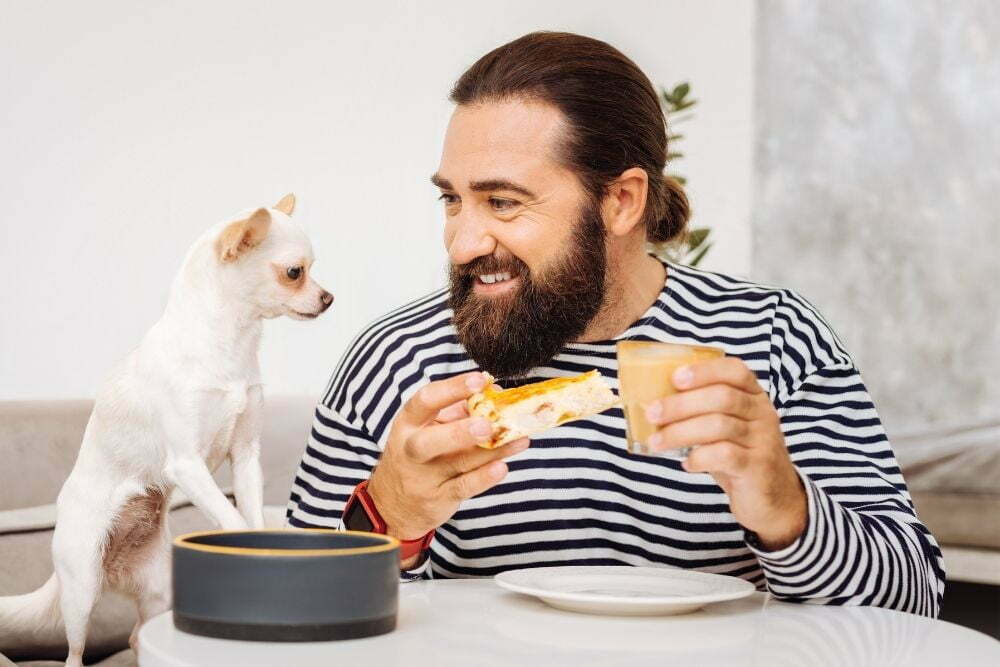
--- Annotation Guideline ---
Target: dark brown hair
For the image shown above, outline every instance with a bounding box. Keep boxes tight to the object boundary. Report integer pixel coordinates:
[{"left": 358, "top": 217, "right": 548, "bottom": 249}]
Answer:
[{"left": 450, "top": 31, "right": 690, "bottom": 244}]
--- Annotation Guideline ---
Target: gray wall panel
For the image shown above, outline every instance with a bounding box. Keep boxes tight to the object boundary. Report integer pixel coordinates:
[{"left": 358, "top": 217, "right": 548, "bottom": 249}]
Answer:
[{"left": 753, "top": 0, "right": 999, "bottom": 434}]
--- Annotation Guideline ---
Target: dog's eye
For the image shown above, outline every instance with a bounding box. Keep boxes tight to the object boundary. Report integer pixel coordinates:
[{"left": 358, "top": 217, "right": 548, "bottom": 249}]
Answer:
[{"left": 286, "top": 266, "right": 302, "bottom": 280}]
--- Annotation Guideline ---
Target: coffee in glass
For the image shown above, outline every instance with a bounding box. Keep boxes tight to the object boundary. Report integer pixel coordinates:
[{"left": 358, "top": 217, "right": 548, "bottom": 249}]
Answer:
[{"left": 616, "top": 341, "right": 726, "bottom": 457}]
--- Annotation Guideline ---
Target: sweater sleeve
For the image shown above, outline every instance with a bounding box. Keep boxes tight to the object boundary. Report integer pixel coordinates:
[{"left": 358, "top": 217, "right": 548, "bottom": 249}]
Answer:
[
  {"left": 285, "top": 401, "right": 432, "bottom": 582},
  {"left": 747, "top": 362, "right": 946, "bottom": 616}
]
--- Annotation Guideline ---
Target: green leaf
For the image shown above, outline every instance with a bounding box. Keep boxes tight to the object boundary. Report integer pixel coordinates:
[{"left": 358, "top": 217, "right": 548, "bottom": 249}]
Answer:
[
  {"left": 674, "top": 99, "right": 698, "bottom": 111},
  {"left": 667, "top": 133, "right": 685, "bottom": 142},
  {"left": 686, "top": 228, "right": 710, "bottom": 249},
  {"left": 687, "top": 241, "right": 712, "bottom": 267},
  {"left": 666, "top": 151, "right": 684, "bottom": 161},
  {"left": 672, "top": 82, "right": 690, "bottom": 101},
  {"left": 669, "top": 174, "right": 687, "bottom": 185}
]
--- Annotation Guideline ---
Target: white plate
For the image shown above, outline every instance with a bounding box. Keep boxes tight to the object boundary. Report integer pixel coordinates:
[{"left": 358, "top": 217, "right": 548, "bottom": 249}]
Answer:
[{"left": 494, "top": 565, "right": 756, "bottom": 616}]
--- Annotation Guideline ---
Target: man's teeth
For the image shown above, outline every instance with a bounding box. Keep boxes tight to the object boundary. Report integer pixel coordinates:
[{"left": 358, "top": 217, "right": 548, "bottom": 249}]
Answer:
[{"left": 478, "top": 272, "right": 513, "bottom": 284}]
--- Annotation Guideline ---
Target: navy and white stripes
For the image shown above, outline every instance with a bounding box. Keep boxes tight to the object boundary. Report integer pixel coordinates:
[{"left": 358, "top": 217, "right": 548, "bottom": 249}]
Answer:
[{"left": 286, "top": 256, "right": 945, "bottom": 616}]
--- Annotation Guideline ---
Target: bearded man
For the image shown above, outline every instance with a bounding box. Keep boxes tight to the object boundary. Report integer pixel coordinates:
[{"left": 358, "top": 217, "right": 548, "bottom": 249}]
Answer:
[{"left": 286, "top": 31, "right": 944, "bottom": 616}]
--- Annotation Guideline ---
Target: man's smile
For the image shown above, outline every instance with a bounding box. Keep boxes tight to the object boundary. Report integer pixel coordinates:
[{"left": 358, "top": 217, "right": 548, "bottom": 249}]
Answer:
[{"left": 473, "top": 271, "right": 520, "bottom": 295}]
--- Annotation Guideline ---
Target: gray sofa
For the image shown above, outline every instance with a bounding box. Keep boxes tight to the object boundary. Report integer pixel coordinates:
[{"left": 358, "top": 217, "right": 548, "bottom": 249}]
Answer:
[
  {"left": 894, "top": 420, "right": 1000, "bottom": 586},
  {"left": 0, "top": 396, "right": 316, "bottom": 666}
]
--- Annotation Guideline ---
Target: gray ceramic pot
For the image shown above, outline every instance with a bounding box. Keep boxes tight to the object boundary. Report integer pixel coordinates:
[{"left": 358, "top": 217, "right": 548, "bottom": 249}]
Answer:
[{"left": 172, "top": 528, "right": 400, "bottom": 641}]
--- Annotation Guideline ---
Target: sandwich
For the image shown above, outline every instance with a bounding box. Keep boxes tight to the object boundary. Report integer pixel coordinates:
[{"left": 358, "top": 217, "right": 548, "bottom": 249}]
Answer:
[{"left": 467, "top": 370, "right": 620, "bottom": 449}]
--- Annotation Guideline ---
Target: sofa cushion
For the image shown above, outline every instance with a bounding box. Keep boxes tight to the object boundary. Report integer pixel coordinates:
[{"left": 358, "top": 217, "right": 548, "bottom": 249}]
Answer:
[
  {"left": 895, "top": 420, "right": 1000, "bottom": 549},
  {"left": 910, "top": 492, "right": 1000, "bottom": 550},
  {"left": 0, "top": 401, "right": 93, "bottom": 511}
]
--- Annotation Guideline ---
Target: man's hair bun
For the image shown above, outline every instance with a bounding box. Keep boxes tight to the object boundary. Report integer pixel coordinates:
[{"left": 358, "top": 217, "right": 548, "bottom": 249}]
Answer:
[{"left": 646, "top": 173, "right": 690, "bottom": 243}]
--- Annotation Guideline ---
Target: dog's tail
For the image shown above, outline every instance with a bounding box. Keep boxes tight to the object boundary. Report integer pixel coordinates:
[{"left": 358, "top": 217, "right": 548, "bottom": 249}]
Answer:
[{"left": 0, "top": 572, "right": 62, "bottom": 636}]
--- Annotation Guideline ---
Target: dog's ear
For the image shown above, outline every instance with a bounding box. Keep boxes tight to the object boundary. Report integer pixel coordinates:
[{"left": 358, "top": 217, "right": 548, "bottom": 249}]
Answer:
[
  {"left": 274, "top": 193, "right": 296, "bottom": 216},
  {"left": 216, "top": 208, "right": 272, "bottom": 263}
]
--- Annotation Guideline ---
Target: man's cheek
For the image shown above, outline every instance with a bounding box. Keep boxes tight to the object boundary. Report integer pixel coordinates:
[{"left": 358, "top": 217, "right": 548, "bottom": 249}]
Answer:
[{"left": 443, "top": 224, "right": 455, "bottom": 248}]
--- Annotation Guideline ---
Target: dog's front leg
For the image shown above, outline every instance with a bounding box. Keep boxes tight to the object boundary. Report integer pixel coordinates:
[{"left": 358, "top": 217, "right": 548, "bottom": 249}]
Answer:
[
  {"left": 165, "top": 456, "right": 248, "bottom": 531},
  {"left": 230, "top": 385, "right": 265, "bottom": 529},
  {"left": 231, "top": 446, "right": 265, "bottom": 529}
]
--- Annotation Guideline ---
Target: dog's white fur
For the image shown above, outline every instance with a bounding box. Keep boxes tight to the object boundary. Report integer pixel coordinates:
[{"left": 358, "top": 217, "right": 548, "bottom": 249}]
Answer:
[{"left": 0, "top": 194, "right": 331, "bottom": 666}]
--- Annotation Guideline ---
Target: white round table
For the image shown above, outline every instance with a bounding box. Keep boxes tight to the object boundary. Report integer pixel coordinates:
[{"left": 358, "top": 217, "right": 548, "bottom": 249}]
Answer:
[{"left": 138, "top": 578, "right": 1000, "bottom": 666}]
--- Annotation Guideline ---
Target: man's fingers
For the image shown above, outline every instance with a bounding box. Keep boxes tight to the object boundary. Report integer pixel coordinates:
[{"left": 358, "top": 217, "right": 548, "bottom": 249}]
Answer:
[
  {"left": 443, "top": 437, "right": 530, "bottom": 476},
  {"left": 682, "top": 441, "right": 749, "bottom": 476},
  {"left": 433, "top": 381, "right": 503, "bottom": 424},
  {"left": 442, "top": 459, "right": 510, "bottom": 501},
  {"left": 405, "top": 415, "right": 495, "bottom": 462},
  {"left": 672, "top": 356, "right": 764, "bottom": 395},
  {"left": 648, "top": 413, "right": 751, "bottom": 452},
  {"left": 644, "top": 384, "right": 757, "bottom": 425},
  {"left": 434, "top": 399, "right": 470, "bottom": 424},
  {"left": 401, "top": 371, "right": 490, "bottom": 426}
]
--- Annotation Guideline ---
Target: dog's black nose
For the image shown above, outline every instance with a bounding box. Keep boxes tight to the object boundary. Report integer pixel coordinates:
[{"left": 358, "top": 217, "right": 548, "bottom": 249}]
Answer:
[{"left": 319, "top": 291, "right": 334, "bottom": 312}]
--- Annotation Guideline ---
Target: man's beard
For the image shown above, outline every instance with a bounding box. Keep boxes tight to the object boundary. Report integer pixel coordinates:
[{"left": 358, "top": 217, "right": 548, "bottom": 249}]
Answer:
[{"left": 448, "top": 198, "right": 608, "bottom": 380}]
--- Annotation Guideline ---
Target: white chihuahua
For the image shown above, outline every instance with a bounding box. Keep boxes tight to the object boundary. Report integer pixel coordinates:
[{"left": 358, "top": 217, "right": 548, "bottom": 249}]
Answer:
[{"left": 0, "top": 194, "right": 331, "bottom": 666}]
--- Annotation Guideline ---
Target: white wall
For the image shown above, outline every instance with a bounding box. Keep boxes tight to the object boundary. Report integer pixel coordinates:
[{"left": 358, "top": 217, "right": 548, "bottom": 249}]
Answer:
[{"left": 0, "top": 0, "right": 754, "bottom": 400}]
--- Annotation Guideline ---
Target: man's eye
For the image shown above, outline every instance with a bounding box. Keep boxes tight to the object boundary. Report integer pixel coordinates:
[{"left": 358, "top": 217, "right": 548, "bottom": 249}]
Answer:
[
  {"left": 287, "top": 266, "right": 302, "bottom": 280},
  {"left": 489, "top": 197, "right": 518, "bottom": 211},
  {"left": 438, "top": 193, "right": 459, "bottom": 205}
]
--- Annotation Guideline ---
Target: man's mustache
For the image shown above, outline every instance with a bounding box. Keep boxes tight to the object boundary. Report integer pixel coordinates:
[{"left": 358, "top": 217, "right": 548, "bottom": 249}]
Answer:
[{"left": 452, "top": 254, "right": 528, "bottom": 280}]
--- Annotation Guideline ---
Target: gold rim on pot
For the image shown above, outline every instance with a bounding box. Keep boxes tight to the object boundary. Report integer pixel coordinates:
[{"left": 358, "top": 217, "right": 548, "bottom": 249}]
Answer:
[{"left": 173, "top": 528, "right": 400, "bottom": 557}]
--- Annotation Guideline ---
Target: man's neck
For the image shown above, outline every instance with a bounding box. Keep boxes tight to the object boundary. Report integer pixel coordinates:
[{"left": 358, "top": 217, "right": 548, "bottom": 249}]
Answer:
[{"left": 577, "top": 251, "right": 666, "bottom": 342}]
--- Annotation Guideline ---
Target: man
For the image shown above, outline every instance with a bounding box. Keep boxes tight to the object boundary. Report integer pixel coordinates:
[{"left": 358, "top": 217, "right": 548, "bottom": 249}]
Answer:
[{"left": 286, "top": 31, "right": 944, "bottom": 616}]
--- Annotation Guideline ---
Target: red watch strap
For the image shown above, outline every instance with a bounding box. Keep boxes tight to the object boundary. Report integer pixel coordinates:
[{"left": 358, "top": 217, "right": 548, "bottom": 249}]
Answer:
[
  {"left": 349, "top": 480, "right": 434, "bottom": 563},
  {"left": 398, "top": 528, "right": 435, "bottom": 563}
]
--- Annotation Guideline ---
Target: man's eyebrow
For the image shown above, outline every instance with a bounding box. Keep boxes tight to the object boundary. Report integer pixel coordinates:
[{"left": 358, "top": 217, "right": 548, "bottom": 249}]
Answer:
[
  {"left": 430, "top": 173, "right": 453, "bottom": 190},
  {"left": 469, "top": 179, "right": 536, "bottom": 198},
  {"left": 430, "top": 173, "right": 536, "bottom": 199}
]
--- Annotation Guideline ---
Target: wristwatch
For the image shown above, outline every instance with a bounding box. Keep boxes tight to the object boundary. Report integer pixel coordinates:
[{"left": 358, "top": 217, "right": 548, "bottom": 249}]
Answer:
[{"left": 342, "top": 479, "right": 435, "bottom": 563}]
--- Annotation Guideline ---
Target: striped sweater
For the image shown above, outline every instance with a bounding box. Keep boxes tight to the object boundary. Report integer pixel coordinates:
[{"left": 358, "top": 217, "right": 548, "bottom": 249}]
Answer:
[{"left": 286, "top": 256, "right": 945, "bottom": 617}]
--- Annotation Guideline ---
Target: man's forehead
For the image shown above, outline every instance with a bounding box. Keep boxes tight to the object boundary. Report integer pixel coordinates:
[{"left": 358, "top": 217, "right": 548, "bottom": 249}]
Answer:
[{"left": 436, "top": 98, "right": 569, "bottom": 188}]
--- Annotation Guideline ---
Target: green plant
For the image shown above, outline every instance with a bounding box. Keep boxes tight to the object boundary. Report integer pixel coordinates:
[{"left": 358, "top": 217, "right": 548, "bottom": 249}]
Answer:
[{"left": 649, "top": 81, "right": 713, "bottom": 268}]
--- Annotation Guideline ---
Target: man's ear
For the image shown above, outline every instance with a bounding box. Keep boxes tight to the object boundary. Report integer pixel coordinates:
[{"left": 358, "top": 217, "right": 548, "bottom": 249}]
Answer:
[
  {"left": 602, "top": 167, "right": 649, "bottom": 237},
  {"left": 215, "top": 208, "right": 272, "bottom": 263},
  {"left": 274, "top": 193, "right": 296, "bottom": 216}
]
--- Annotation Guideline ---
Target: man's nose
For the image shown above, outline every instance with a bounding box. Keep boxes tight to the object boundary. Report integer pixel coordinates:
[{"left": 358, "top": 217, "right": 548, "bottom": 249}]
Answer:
[
  {"left": 446, "top": 213, "right": 497, "bottom": 266},
  {"left": 319, "top": 290, "right": 334, "bottom": 313}
]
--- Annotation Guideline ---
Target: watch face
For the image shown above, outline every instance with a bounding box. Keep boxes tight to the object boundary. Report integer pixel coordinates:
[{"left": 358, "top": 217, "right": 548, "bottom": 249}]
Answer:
[{"left": 343, "top": 500, "right": 375, "bottom": 532}]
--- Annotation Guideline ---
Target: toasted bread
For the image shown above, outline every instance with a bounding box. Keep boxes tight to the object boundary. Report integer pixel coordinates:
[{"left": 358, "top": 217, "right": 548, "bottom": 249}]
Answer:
[{"left": 467, "top": 370, "right": 619, "bottom": 448}]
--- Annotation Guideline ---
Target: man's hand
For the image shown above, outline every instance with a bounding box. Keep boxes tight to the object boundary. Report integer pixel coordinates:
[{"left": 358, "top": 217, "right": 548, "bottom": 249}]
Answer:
[
  {"left": 643, "top": 357, "right": 807, "bottom": 550},
  {"left": 366, "top": 371, "right": 529, "bottom": 568}
]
